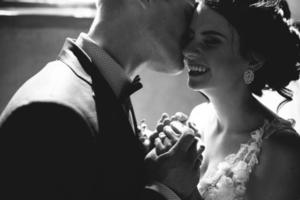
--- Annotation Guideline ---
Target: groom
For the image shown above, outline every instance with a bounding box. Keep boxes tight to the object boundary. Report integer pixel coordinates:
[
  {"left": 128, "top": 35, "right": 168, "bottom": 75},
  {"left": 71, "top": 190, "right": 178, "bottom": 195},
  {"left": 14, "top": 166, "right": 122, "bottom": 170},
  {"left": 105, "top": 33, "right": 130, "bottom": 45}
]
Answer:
[{"left": 0, "top": 0, "right": 200, "bottom": 200}]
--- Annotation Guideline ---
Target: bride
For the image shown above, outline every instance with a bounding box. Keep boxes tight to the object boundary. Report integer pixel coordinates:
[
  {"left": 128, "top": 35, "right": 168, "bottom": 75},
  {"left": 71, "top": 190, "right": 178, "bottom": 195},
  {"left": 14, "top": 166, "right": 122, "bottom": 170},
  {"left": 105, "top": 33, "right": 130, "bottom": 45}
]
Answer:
[{"left": 146, "top": 0, "right": 300, "bottom": 199}]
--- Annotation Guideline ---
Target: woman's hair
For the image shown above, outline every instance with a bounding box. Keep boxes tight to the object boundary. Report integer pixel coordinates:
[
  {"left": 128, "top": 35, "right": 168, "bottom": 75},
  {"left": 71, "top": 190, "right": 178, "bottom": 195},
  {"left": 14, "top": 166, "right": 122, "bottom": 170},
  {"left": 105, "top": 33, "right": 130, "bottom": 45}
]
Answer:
[{"left": 204, "top": 0, "right": 300, "bottom": 110}]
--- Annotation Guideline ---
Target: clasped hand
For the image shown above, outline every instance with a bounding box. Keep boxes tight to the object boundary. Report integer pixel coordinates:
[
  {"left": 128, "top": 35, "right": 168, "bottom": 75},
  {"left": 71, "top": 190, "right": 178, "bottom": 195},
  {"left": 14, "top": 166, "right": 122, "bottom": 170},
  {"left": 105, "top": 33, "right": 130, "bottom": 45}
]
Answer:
[{"left": 141, "top": 113, "right": 205, "bottom": 199}]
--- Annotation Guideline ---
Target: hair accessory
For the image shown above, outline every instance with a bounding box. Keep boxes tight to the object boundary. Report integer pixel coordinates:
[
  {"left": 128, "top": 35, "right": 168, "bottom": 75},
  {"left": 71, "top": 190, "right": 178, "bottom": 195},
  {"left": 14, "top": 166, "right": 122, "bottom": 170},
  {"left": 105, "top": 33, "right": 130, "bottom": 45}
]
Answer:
[{"left": 244, "top": 69, "right": 255, "bottom": 85}]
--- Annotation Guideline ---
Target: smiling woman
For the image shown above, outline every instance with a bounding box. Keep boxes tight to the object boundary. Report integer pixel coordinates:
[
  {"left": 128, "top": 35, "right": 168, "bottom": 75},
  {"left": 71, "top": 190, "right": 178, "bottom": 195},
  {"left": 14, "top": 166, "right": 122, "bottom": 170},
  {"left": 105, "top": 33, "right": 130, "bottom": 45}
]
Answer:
[{"left": 182, "top": 0, "right": 300, "bottom": 200}]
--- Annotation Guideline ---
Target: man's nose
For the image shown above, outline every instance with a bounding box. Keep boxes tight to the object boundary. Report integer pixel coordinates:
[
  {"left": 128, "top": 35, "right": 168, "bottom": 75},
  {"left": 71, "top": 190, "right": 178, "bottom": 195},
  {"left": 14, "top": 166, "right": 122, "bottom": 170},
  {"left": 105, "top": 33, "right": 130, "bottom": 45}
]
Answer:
[{"left": 182, "top": 46, "right": 198, "bottom": 60}]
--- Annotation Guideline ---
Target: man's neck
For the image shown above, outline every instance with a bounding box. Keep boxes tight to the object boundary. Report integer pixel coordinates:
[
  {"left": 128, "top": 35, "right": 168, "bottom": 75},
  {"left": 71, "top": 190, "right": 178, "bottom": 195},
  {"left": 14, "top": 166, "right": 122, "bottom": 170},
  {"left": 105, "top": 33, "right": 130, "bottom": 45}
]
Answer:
[{"left": 87, "top": 14, "right": 146, "bottom": 77}]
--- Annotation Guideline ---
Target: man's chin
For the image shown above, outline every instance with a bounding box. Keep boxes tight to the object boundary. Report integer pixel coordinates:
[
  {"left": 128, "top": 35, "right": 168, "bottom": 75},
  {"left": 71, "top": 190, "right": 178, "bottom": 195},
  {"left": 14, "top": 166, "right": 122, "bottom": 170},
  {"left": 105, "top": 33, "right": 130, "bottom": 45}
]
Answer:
[
  {"left": 145, "top": 59, "right": 184, "bottom": 75},
  {"left": 146, "top": 41, "right": 184, "bottom": 74}
]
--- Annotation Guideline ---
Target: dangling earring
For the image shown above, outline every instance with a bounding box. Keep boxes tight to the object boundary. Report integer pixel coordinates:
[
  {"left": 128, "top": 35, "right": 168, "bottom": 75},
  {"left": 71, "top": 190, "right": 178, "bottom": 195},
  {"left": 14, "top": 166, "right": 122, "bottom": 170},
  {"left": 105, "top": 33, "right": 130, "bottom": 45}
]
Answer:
[{"left": 243, "top": 69, "right": 254, "bottom": 85}]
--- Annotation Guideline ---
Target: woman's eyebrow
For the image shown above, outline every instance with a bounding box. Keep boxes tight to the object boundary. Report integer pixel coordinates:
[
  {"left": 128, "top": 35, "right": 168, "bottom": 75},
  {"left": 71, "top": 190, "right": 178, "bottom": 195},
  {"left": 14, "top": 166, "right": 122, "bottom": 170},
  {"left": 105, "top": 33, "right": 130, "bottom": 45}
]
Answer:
[{"left": 201, "top": 30, "right": 227, "bottom": 40}]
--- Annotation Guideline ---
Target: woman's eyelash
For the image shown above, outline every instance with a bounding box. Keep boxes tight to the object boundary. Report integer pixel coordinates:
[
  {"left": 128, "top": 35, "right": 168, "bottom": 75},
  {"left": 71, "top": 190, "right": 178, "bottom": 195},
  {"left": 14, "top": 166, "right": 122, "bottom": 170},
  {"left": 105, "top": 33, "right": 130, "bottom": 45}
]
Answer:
[
  {"left": 199, "top": 37, "right": 222, "bottom": 49},
  {"left": 203, "top": 37, "right": 221, "bottom": 45}
]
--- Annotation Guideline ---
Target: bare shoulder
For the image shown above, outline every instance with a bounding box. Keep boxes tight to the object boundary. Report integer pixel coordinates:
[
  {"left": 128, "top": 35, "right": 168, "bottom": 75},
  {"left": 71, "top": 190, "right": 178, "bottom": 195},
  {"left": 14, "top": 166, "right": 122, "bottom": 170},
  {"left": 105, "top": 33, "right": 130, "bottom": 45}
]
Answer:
[{"left": 248, "top": 128, "right": 300, "bottom": 200}]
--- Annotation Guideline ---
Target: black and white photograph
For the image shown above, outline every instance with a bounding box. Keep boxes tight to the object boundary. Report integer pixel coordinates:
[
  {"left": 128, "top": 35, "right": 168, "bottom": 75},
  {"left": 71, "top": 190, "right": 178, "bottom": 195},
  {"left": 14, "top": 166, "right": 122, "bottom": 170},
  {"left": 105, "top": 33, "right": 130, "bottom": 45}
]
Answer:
[{"left": 0, "top": 0, "right": 300, "bottom": 199}]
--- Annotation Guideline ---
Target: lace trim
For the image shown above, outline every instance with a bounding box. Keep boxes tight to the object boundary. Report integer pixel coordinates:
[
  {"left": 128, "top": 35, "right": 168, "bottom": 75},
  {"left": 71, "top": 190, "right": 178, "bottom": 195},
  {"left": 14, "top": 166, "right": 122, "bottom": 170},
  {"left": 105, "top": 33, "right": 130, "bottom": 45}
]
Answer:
[
  {"left": 198, "top": 117, "right": 297, "bottom": 200},
  {"left": 198, "top": 120, "right": 272, "bottom": 200}
]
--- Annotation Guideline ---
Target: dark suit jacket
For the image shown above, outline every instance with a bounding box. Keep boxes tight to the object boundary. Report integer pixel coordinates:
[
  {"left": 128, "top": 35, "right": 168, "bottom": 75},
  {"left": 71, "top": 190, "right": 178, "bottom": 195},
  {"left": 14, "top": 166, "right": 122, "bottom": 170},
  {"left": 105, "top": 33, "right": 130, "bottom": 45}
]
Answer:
[{"left": 0, "top": 39, "right": 166, "bottom": 200}]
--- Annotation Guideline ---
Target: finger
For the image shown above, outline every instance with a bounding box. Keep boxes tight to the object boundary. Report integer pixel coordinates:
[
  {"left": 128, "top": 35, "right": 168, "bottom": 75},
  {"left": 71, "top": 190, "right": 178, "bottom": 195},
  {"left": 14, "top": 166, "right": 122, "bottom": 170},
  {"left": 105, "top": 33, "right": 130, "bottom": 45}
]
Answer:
[
  {"left": 194, "top": 155, "right": 203, "bottom": 169},
  {"left": 156, "top": 122, "right": 164, "bottom": 133},
  {"left": 174, "top": 112, "right": 189, "bottom": 123},
  {"left": 148, "top": 131, "right": 159, "bottom": 149},
  {"left": 198, "top": 144, "right": 205, "bottom": 154},
  {"left": 163, "top": 137, "right": 173, "bottom": 150},
  {"left": 158, "top": 132, "right": 173, "bottom": 151},
  {"left": 194, "top": 145, "right": 205, "bottom": 169},
  {"left": 170, "top": 121, "right": 194, "bottom": 136},
  {"left": 195, "top": 137, "right": 205, "bottom": 152},
  {"left": 187, "top": 139, "right": 198, "bottom": 162},
  {"left": 158, "top": 113, "right": 169, "bottom": 123},
  {"left": 170, "top": 115, "right": 177, "bottom": 122},
  {"left": 143, "top": 138, "right": 151, "bottom": 151},
  {"left": 187, "top": 139, "right": 205, "bottom": 160},
  {"left": 163, "top": 118, "right": 171, "bottom": 126},
  {"left": 172, "top": 132, "right": 196, "bottom": 153},
  {"left": 154, "top": 138, "right": 166, "bottom": 155},
  {"left": 163, "top": 125, "right": 179, "bottom": 144},
  {"left": 158, "top": 132, "right": 167, "bottom": 140},
  {"left": 188, "top": 122, "right": 201, "bottom": 137},
  {"left": 140, "top": 119, "right": 147, "bottom": 128},
  {"left": 170, "top": 121, "right": 185, "bottom": 135}
]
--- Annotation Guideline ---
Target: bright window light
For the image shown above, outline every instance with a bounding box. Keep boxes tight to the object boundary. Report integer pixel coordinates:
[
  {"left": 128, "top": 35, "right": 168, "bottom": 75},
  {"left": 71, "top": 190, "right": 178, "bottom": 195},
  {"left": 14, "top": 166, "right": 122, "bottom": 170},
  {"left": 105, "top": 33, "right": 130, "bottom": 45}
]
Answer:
[
  {"left": 0, "top": 0, "right": 96, "bottom": 17},
  {"left": 1, "top": 0, "right": 95, "bottom": 5}
]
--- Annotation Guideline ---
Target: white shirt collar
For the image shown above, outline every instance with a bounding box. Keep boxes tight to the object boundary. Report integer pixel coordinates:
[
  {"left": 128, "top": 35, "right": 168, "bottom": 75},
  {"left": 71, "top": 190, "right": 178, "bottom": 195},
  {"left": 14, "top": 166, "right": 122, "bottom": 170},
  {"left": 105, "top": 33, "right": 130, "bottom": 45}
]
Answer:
[{"left": 75, "top": 33, "right": 131, "bottom": 99}]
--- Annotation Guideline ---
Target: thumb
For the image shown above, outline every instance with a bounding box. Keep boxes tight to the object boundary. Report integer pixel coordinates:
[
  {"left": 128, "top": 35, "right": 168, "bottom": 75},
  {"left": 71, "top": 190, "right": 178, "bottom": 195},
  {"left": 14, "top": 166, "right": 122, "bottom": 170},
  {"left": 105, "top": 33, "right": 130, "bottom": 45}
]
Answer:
[{"left": 171, "top": 131, "right": 196, "bottom": 153}]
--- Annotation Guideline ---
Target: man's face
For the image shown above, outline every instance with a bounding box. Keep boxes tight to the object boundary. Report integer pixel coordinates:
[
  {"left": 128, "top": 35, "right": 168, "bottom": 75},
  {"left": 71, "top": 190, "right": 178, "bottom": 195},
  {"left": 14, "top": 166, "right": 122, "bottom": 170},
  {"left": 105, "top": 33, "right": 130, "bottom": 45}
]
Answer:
[{"left": 144, "top": 0, "right": 196, "bottom": 74}]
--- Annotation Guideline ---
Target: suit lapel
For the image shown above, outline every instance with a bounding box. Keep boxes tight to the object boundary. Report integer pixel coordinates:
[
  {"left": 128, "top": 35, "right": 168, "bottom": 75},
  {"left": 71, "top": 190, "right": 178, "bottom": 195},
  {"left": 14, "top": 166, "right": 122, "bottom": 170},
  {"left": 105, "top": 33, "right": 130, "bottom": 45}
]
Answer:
[
  {"left": 57, "top": 39, "right": 148, "bottom": 196},
  {"left": 57, "top": 39, "right": 136, "bottom": 137}
]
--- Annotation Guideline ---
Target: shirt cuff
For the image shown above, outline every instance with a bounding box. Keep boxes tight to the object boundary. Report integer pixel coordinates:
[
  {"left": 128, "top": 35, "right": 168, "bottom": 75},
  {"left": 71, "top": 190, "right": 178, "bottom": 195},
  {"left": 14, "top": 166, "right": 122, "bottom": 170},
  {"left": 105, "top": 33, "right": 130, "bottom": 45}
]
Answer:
[{"left": 146, "top": 181, "right": 181, "bottom": 200}]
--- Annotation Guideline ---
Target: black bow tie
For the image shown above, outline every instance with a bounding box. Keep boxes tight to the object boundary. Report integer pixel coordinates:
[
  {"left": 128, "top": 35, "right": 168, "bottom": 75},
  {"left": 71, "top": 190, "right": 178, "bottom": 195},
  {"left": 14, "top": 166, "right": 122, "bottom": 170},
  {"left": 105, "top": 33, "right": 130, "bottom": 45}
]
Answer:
[
  {"left": 120, "top": 75, "right": 143, "bottom": 101},
  {"left": 119, "top": 75, "right": 143, "bottom": 136}
]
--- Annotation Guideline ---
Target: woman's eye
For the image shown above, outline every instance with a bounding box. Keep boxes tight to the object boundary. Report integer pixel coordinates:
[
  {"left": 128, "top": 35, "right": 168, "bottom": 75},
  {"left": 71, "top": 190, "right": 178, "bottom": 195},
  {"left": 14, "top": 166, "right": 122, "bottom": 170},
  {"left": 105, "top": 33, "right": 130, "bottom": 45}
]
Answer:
[{"left": 201, "top": 37, "right": 222, "bottom": 49}]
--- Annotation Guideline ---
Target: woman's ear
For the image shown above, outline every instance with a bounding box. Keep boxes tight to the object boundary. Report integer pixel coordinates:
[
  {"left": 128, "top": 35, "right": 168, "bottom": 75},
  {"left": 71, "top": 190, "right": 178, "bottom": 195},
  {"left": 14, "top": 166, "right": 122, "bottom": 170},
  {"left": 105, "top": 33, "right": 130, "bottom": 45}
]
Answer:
[{"left": 248, "top": 52, "right": 265, "bottom": 71}]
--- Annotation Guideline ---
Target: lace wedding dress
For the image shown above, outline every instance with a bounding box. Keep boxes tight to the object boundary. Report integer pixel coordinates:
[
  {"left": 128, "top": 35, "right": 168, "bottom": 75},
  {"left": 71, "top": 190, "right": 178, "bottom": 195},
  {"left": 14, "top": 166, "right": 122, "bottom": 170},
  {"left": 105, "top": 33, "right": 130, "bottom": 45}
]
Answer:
[{"left": 189, "top": 103, "right": 297, "bottom": 200}]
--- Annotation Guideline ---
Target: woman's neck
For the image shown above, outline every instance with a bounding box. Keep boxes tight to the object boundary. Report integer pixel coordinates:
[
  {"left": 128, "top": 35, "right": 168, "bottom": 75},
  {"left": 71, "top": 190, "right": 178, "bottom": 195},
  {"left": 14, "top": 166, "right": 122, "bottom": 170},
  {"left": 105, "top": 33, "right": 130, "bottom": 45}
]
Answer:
[{"left": 203, "top": 87, "right": 267, "bottom": 135}]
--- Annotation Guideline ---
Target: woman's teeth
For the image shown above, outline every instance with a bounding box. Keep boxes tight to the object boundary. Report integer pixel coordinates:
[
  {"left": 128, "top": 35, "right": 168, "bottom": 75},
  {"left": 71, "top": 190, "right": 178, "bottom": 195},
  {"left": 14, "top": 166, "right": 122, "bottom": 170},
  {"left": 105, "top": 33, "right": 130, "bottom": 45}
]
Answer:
[{"left": 188, "top": 65, "right": 208, "bottom": 73}]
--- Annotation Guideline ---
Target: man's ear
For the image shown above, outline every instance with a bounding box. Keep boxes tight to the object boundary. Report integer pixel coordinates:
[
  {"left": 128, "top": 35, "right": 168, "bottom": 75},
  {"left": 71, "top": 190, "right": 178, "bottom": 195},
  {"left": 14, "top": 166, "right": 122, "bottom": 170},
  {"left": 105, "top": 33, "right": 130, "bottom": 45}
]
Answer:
[{"left": 248, "top": 52, "right": 265, "bottom": 71}]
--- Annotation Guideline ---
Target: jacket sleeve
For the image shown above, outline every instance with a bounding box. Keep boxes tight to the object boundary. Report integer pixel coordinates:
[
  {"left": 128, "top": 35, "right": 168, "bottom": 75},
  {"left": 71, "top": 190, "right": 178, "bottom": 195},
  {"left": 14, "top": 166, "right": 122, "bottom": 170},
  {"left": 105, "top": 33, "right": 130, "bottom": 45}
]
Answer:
[
  {"left": 0, "top": 102, "right": 176, "bottom": 200},
  {"left": 140, "top": 187, "right": 168, "bottom": 200},
  {"left": 0, "top": 102, "right": 97, "bottom": 200}
]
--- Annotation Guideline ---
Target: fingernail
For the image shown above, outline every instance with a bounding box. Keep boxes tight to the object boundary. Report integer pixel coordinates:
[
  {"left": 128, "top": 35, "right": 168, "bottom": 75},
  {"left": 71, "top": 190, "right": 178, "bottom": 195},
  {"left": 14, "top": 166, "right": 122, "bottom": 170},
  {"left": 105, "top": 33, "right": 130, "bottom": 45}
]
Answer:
[
  {"left": 175, "top": 112, "right": 188, "bottom": 122},
  {"left": 159, "top": 132, "right": 166, "bottom": 139},
  {"left": 161, "top": 113, "right": 169, "bottom": 119}
]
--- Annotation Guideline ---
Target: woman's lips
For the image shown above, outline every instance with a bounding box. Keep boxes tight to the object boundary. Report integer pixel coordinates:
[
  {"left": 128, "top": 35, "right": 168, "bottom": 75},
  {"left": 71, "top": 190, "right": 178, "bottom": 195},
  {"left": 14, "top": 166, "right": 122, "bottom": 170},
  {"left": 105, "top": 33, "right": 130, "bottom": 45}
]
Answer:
[{"left": 184, "top": 59, "right": 209, "bottom": 76}]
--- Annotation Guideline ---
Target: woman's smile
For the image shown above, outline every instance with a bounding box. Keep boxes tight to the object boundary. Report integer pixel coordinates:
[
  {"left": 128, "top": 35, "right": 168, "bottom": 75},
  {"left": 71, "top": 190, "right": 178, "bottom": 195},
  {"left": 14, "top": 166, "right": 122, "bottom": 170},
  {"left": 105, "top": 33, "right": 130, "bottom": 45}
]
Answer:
[{"left": 184, "top": 59, "right": 210, "bottom": 77}]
